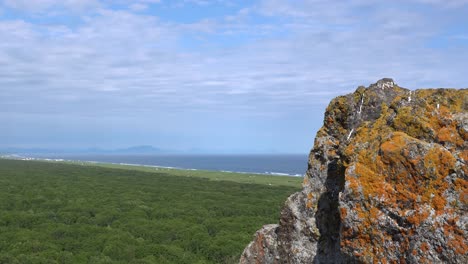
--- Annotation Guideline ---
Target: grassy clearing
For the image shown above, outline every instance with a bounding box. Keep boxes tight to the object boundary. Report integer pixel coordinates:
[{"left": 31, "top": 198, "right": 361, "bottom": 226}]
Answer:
[{"left": 0, "top": 159, "right": 301, "bottom": 263}]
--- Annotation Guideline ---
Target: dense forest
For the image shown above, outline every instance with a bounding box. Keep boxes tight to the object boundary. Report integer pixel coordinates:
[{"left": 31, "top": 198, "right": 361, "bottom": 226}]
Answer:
[{"left": 0, "top": 159, "right": 300, "bottom": 263}]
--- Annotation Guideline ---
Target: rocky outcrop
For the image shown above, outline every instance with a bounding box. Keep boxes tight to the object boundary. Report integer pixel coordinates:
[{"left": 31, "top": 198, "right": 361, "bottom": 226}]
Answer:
[{"left": 240, "top": 79, "right": 468, "bottom": 263}]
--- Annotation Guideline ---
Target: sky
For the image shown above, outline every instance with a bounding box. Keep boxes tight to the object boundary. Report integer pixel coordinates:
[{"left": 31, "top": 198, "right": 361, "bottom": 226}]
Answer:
[{"left": 1, "top": 0, "right": 468, "bottom": 154}]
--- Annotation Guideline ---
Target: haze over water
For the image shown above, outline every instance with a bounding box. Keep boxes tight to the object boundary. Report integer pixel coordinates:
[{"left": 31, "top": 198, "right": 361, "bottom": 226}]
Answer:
[{"left": 34, "top": 154, "right": 308, "bottom": 176}]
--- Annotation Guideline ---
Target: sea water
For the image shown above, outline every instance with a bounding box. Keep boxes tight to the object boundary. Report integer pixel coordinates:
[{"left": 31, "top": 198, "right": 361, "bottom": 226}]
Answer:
[{"left": 36, "top": 154, "right": 308, "bottom": 176}]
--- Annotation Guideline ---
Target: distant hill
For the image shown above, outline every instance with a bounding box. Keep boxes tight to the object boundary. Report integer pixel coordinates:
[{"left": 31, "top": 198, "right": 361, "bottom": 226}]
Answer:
[{"left": 114, "top": 145, "right": 162, "bottom": 154}]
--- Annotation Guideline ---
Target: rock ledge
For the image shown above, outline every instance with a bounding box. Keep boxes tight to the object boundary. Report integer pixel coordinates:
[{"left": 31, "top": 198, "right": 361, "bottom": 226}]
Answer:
[{"left": 240, "top": 79, "right": 467, "bottom": 264}]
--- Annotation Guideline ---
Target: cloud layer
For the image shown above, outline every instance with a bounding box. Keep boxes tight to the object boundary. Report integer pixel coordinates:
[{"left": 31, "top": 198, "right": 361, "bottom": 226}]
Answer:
[{"left": 1, "top": 0, "right": 467, "bottom": 151}]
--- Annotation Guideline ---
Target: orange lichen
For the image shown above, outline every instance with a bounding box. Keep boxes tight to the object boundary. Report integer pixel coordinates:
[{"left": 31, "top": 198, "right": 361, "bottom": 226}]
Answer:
[
  {"left": 340, "top": 207, "right": 348, "bottom": 218},
  {"left": 420, "top": 242, "right": 430, "bottom": 252},
  {"left": 344, "top": 128, "right": 461, "bottom": 259},
  {"left": 380, "top": 141, "right": 398, "bottom": 153},
  {"left": 407, "top": 210, "right": 430, "bottom": 226},
  {"left": 347, "top": 175, "right": 360, "bottom": 192},
  {"left": 441, "top": 217, "right": 468, "bottom": 255},
  {"left": 459, "top": 150, "right": 468, "bottom": 163},
  {"left": 331, "top": 87, "right": 466, "bottom": 262},
  {"left": 327, "top": 149, "right": 337, "bottom": 157},
  {"left": 454, "top": 178, "right": 468, "bottom": 205},
  {"left": 305, "top": 192, "right": 314, "bottom": 209},
  {"left": 448, "top": 237, "right": 468, "bottom": 255},
  {"left": 437, "top": 126, "right": 464, "bottom": 146},
  {"left": 422, "top": 147, "right": 455, "bottom": 213},
  {"left": 253, "top": 232, "right": 266, "bottom": 264}
]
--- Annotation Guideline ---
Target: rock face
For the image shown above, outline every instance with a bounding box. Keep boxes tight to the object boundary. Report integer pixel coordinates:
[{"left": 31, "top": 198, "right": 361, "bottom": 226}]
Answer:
[{"left": 240, "top": 79, "right": 468, "bottom": 263}]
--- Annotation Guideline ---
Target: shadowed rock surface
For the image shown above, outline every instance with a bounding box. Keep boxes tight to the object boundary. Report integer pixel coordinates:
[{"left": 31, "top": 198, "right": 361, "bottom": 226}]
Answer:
[{"left": 240, "top": 79, "right": 468, "bottom": 263}]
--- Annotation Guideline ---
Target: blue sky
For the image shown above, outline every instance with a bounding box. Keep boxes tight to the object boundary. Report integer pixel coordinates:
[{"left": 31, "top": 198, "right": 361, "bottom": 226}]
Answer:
[{"left": 1, "top": 0, "right": 468, "bottom": 154}]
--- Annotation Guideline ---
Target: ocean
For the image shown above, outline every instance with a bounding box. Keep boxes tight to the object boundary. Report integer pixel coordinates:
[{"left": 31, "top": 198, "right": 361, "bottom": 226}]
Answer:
[{"left": 34, "top": 154, "right": 309, "bottom": 177}]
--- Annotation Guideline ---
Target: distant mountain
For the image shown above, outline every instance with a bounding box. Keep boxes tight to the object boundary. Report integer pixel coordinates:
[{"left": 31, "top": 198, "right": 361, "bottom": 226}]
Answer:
[{"left": 114, "top": 145, "right": 162, "bottom": 154}]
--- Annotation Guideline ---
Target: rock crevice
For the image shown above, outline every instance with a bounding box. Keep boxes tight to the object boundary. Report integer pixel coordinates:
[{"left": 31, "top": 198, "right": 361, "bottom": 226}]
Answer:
[{"left": 240, "top": 79, "right": 467, "bottom": 263}]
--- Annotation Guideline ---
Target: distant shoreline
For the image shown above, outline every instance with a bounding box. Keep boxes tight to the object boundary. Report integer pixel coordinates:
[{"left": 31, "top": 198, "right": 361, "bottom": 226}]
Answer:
[{"left": 0, "top": 154, "right": 304, "bottom": 178}]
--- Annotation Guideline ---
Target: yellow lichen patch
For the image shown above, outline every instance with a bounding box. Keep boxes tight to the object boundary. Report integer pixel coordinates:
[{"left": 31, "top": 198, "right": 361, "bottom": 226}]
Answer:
[
  {"left": 391, "top": 89, "right": 467, "bottom": 146},
  {"left": 346, "top": 103, "right": 393, "bottom": 160},
  {"left": 303, "top": 176, "right": 309, "bottom": 186},
  {"left": 392, "top": 106, "right": 433, "bottom": 140},
  {"left": 422, "top": 147, "right": 455, "bottom": 212},
  {"left": 414, "top": 89, "right": 466, "bottom": 113},
  {"left": 306, "top": 192, "right": 314, "bottom": 209},
  {"left": 344, "top": 143, "right": 356, "bottom": 159}
]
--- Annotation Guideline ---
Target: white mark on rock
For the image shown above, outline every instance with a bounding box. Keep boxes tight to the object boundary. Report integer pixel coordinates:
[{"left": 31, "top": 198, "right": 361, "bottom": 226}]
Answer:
[
  {"left": 408, "top": 91, "right": 412, "bottom": 103},
  {"left": 437, "top": 103, "right": 440, "bottom": 109},
  {"left": 357, "top": 95, "right": 364, "bottom": 114},
  {"left": 347, "top": 129, "right": 354, "bottom": 141}
]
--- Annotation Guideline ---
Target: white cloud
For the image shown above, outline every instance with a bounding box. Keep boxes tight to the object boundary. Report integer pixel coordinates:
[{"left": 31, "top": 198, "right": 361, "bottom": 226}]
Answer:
[
  {"left": 412, "top": 0, "right": 468, "bottom": 7},
  {"left": 129, "top": 3, "right": 148, "bottom": 11},
  {"left": 2, "top": 0, "right": 101, "bottom": 12},
  {"left": 0, "top": 1, "right": 467, "bottom": 120},
  {"left": 1, "top": 0, "right": 467, "bottom": 152}
]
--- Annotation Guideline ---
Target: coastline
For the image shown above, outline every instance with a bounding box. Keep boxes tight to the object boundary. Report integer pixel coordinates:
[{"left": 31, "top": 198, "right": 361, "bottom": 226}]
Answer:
[
  {"left": 0, "top": 154, "right": 304, "bottom": 177},
  {"left": 0, "top": 155, "right": 303, "bottom": 188}
]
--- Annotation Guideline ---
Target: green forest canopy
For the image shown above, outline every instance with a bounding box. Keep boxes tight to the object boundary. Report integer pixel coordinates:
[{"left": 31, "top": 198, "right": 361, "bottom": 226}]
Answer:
[{"left": 0, "top": 159, "right": 301, "bottom": 263}]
